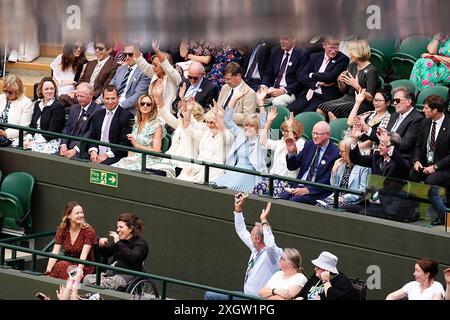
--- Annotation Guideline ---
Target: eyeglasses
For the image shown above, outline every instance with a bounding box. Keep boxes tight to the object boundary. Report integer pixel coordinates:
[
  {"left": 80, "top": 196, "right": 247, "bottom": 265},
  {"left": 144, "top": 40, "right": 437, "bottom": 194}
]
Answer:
[
  {"left": 94, "top": 46, "right": 105, "bottom": 51},
  {"left": 392, "top": 98, "right": 407, "bottom": 105},
  {"left": 124, "top": 52, "right": 134, "bottom": 57},
  {"left": 140, "top": 101, "right": 153, "bottom": 107},
  {"left": 187, "top": 75, "right": 199, "bottom": 81},
  {"left": 373, "top": 99, "right": 385, "bottom": 103},
  {"left": 312, "top": 132, "right": 328, "bottom": 136}
]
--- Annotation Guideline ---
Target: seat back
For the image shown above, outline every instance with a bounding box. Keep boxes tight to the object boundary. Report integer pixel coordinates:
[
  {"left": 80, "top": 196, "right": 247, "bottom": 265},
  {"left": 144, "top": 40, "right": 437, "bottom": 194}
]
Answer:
[
  {"left": 416, "top": 85, "right": 449, "bottom": 111},
  {"left": 161, "top": 135, "right": 172, "bottom": 153},
  {"left": 369, "top": 37, "right": 399, "bottom": 61},
  {"left": 389, "top": 79, "right": 418, "bottom": 98},
  {"left": 329, "top": 118, "right": 349, "bottom": 143},
  {"left": 294, "top": 112, "right": 325, "bottom": 140},
  {"left": 397, "top": 35, "right": 431, "bottom": 59},
  {"left": 0, "top": 192, "right": 25, "bottom": 234},
  {"left": 391, "top": 55, "right": 416, "bottom": 80},
  {"left": 1, "top": 172, "right": 35, "bottom": 215},
  {"left": 350, "top": 278, "right": 368, "bottom": 300}
]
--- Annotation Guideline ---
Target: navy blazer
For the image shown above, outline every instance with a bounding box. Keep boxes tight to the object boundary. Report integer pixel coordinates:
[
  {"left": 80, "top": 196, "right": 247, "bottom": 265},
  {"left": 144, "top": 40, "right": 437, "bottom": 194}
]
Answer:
[
  {"left": 172, "top": 77, "right": 218, "bottom": 111},
  {"left": 414, "top": 115, "right": 450, "bottom": 171},
  {"left": 286, "top": 140, "right": 340, "bottom": 198},
  {"left": 369, "top": 108, "right": 423, "bottom": 164},
  {"left": 296, "top": 51, "right": 349, "bottom": 100},
  {"left": 88, "top": 105, "right": 134, "bottom": 160},
  {"left": 61, "top": 101, "right": 102, "bottom": 150},
  {"left": 30, "top": 99, "right": 65, "bottom": 141},
  {"left": 262, "top": 45, "right": 309, "bottom": 95}
]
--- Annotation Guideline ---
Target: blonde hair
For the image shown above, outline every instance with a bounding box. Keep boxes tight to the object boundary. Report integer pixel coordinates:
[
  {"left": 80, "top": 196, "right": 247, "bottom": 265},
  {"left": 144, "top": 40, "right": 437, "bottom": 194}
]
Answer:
[
  {"left": 58, "top": 201, "right": 89, "bottom": 230},
  {"left": 203, "top": 110, "right": 216, "bottom": 122},
  {"left": 339, "top": 138, "right": 353, "bottom": 167},
  {"left": 243, "top": 113, "right": 260, "bottom": 130},
  {"left": 284, "top": 248, "right": 306, "bottom": 275},
  {"left": 280, "top": 119, "right": 304, "bottom": 139},
  {"left": 192, "top": 102, "right": 204, "bottom": 121},
  {"left": 136, "top": 94, "right": 158, "bottom": 124},
  {"left": 347, "top": 39, "right": 371, "bottom": 61},
  {"left": 2, "top": 74, "right": 25, "bottom": 97}
]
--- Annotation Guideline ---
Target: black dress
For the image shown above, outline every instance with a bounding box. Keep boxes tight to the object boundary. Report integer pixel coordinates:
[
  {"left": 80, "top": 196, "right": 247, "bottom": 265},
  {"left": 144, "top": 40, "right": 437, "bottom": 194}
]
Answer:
[{"left": 318, "top": 62, "right": 379, "bottom": 118}]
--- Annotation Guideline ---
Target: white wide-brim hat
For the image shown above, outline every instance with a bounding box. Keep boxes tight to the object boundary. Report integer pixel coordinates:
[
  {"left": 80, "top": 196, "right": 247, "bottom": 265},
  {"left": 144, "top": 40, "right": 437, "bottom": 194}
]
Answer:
[{"left": 311, "top": 251, "right": 339, "bottom": 274}]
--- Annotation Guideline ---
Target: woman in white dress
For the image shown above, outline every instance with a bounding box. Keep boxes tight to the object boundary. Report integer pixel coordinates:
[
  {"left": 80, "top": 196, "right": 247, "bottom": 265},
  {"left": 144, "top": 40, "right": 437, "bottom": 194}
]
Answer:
[
  {"left": 177, "top": 100, "right": 234, "bottom": 183},
  {"left": 386, "top": 258, "right": 445, "bottom": 300},
  {"left": 112, "top": 94, "right": 164, "bottom": 171}
]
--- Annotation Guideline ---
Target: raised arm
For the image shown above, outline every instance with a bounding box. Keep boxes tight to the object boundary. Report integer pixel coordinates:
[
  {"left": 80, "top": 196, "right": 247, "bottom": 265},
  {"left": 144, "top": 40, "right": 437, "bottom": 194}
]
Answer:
[{"left": 347, "top": 88, "right": 366, "bottom": 127}]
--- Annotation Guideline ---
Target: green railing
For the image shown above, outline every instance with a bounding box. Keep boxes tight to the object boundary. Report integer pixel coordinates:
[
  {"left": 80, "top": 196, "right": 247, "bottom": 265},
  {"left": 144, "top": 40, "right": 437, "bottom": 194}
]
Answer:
[
  {"left": 0, "top": 231, "right": 260, "bottom": 300},
  {"left": 0, "top": 123, "right": 364, "bottom": 208}
]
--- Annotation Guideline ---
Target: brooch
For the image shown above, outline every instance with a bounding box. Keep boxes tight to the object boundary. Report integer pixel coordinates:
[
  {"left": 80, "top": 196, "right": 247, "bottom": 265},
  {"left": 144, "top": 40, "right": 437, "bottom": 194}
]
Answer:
[{"left": 288, "top": 62, "right": 293, "bottom": 67}]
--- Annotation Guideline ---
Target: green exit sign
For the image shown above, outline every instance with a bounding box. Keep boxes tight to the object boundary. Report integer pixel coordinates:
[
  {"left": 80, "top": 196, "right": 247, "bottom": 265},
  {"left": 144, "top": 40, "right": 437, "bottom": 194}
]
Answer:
[{"left": 90, "top": 169, "right": 118, "bottom": 188}]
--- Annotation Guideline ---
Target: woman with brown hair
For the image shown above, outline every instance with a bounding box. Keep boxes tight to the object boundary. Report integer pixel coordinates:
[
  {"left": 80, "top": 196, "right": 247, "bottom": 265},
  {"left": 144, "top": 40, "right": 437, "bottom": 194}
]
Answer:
[
  {"left": 44, "top": 201, "right": 97, "bottom": 280},
  {"left": 83, "top": 213, "right": 149, "bottom": 290},
  {"left": 112, "top": 94, "right": 165, "bottom": 170}
]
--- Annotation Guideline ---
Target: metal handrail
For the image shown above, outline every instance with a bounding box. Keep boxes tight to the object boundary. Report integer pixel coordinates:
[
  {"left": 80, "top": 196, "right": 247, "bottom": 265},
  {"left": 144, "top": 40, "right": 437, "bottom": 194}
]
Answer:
[
  {"left": 0, "top": 234, "right": 259, "bottom": 300},
  {"left": 0, "top": 123, "right": 364, "bottom": 208}
]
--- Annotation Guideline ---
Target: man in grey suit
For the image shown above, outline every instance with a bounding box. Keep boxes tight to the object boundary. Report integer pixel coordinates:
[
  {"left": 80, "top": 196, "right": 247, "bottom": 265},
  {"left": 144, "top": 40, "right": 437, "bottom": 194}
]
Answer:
[
  {"left": 59, "top": 83, "right": 103, "bottom": 159},
  {"left": 96, "top": 44, "right": 151, "bottom": 114}
]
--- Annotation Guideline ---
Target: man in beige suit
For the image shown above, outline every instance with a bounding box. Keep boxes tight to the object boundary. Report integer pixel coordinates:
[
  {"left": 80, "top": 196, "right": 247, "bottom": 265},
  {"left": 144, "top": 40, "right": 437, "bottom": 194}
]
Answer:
[{"left": 217, "top": 62, "right": 256, "bottom": 126}]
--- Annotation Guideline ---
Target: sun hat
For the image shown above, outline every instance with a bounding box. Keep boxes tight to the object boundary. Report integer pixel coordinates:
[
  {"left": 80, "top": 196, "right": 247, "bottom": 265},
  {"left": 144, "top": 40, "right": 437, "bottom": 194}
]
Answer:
[{"left": 311, "top": 251, "right": 339, "bottom": 274}]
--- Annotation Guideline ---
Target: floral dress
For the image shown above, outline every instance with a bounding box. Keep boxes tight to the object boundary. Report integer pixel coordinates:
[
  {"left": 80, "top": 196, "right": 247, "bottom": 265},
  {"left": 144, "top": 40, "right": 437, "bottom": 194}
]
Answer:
[
  {"left": 206, "top": 45, "right": 243, "bottom": 90},
  {"left": 410, "top": 35, "right": 450, "bottom": 90},
  {"left": 49, "top": 225, "right": 97, "bottom": 280},
  {"left": 112, "top": 118, "right": 165, "bottom": 171}
]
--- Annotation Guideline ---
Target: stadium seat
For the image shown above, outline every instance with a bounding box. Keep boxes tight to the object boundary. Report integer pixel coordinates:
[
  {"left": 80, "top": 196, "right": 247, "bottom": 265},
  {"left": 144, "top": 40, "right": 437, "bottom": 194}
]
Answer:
[
  {"left": 389, "top": 79, "right": 418, "bottom": 97},
  {"left": 161, "top": 134, "right": 172, "bottom": 153},
  {"left": 369, "top": 37, "right": 399, "bottom": 61},
  {"left": 370, "top": 51, "right": 388, "bottom": 77},
  {"left": 416, "top": 85, "right": 449, "bottom": 111},
  {"left": 390, "top": 35, "right": 431, "bottom": 79},
  {"left": 329, "top": 118, "right": 349, "bottom": 144},
  {"left": 0, "top": 172, "right": 35, "bottom": 236},
  {"left": 294, "top": 112, "right": 325, "bottom": 140}
]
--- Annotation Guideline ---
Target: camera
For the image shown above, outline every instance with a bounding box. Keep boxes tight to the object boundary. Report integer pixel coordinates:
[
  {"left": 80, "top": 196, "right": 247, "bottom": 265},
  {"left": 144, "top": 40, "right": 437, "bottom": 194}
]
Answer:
[{"left": 36, "top": 292, "right": 48, "bottom": 300}]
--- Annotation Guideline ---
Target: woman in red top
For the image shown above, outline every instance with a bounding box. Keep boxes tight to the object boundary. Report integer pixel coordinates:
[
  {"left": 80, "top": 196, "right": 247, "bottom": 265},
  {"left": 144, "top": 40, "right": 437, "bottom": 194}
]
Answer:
[{"left": 44, "top": 201, "right": 97, "bottom": 280}]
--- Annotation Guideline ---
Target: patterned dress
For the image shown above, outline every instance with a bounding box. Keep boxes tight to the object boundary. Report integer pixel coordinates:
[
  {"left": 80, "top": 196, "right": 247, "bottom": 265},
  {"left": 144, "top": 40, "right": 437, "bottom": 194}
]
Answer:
[
  {"left": 49, "top": 225, "right": 97, "bottom": 280},
  {"left": 112, "top": 118, "right": 165, "bottom": 171},
  {"left": 316, "top": 165, "right": 352, "bottom": 208},
  {"left": 318, "top": 62, "right": 379, "bottom": 118},
  {"left": 410, "top": 35, "right": 450, "bottom": 90},
  {"left": 206, "top": 45, "right": 243, "bottom": 90}
]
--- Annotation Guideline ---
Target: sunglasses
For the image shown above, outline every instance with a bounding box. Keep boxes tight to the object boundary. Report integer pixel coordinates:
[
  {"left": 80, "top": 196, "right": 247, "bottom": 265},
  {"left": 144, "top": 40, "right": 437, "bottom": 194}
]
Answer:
[
  {"left": 94, "top": 46, "right": 105, "bottom": 51},
  {"left": 187, "top": 76, "right": 199, "bottom": 81},
  {"left": 124, "top": 52, "right": 134, "bottom": 57},
  {"left": 392, "top": 98, "right": 406, "bottom": 104},
  {"left": 140, "top": 101, "right": 153, "bottom": 107}
]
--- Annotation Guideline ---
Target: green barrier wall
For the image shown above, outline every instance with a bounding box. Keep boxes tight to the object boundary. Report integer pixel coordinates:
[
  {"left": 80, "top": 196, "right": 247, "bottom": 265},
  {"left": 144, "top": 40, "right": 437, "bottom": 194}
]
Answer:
[{"left": 1, "top": 148, "right": 449, "bottom": 300}]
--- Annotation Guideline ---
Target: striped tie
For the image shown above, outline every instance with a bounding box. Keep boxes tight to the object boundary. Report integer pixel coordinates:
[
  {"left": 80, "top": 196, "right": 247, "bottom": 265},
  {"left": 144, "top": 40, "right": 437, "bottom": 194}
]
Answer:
[
  {"left": 118, "top": 67, "right": 132, "bottom": 96},
  {"left": 430, "top": 121, "right": 437, "bottom": 151}
]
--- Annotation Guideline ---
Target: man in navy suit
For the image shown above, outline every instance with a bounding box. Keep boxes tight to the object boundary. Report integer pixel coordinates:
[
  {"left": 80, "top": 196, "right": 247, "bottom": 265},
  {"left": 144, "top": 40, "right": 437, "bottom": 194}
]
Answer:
[
  {"left": 279, "top": 121, "right": 340, "bottom": 204},
  {"left": 172, "top": 61, "right": 218, "bottom": 113},
  {"left": 88, "top": 85, "right": 134, "bottom": 165},
  {"left": 96, "top": 44, "right": 151, "bottom": 114},
  {"left": 241, "top": 40, "right": 272, "bottom": 92},
  {"left": 288, "top": 38, "right": 349, "bottom": 115},
  {"left": 59, "top": 82, "right": 103, "bottom": 159},
  {"left": 261, "top": 34, "right": 309, "bottom": 108},
  {"left": 410, "top": 95, "right": 450, "bottom": 225}
]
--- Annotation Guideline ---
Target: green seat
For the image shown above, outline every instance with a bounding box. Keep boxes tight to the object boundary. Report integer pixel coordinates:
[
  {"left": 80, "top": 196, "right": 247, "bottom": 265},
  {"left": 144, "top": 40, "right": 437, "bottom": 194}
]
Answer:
[
  {"left": 389, "top": 79, "right": 418, "bottom": 98},
  {"left": 370, "top": 51, "right": 388, "bottom": 77},
  {"left": 391, "top": 54, "right": 417, "bottom": 79},
  {"left": 369, "top": 37, "right": 399, "bottom": 61},
  {"left": 390, "top": 35, "right": 431, "bottom": 79},
  {"left": 329, "top": 118, "right": 349, "bottom": 144},
  {"left": 161, "top": 134, "right": 172, "bottom": 153},
  {"left": 416, "top": 86, "right": 449, "bottom": 111},
  {"left": 0, "top": 172, "right": 35, "bottom": 236},
  {"left": 294, "top": 112, "right": 325, "bottom": 140},
  {"left": 378, "top": 76, "right": 384, "bottom": 90},
  {"left": 265, "top": 105, "right": 290, "bottom": 139}
]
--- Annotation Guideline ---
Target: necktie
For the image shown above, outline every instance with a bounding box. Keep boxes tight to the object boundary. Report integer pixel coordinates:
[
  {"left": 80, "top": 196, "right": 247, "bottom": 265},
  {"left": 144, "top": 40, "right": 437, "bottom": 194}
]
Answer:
[
  {"left": 223, "top": 88, "right": 234, "bottom": 109},
  {"left": 0, "top": 101, "right": 11, "bottom": 124},
  {"left": 306, "top": 146, "right": 320, "bottom": 181},
  {"left": 429, "top": 121, "right": 437, "bottom": 151},
  {"left": 74, "top": 108, "right": 86, "bottom": 134},
  {"left": 90, "top": 61, "right": 103, "bottom": 87},
  {"left": 380, "top": 159, "right": 389, "bottom": 172},
  {"left": 306, "top": 57, "right": 330, "bottom": 101},
  {"left": 274, "top": 52, "right": 290, "bottom": 88},
  {"left": 245, "top": 44, "right": 263, "bottom": 79},
  {"left": 99, "top": 111, "right": 113, "bottom": 155},
  {"left": 118, "top": 67, "right": 133, "bottom": 96}
]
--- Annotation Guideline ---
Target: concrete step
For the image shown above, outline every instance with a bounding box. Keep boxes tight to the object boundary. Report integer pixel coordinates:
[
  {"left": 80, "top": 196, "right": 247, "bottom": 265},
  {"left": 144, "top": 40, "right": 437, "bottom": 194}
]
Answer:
[
  {"left": 7, "top": 56, "right": 53, "bottom": 73},
  {"left": 40, "top": 43, "right": 63, "bottom": 58}
]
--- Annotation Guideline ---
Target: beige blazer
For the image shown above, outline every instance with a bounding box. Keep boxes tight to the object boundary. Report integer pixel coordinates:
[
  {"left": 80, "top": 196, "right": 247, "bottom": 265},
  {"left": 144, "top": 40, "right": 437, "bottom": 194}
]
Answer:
[
  {"left": 0, "top": 93, "right": 33, "bottom": 139},
  {"left": 136, "top": 56, "right": 181, "bottom": 112},
  {"left": 217, "top": 82, "right": 256, "bottom": 125}
]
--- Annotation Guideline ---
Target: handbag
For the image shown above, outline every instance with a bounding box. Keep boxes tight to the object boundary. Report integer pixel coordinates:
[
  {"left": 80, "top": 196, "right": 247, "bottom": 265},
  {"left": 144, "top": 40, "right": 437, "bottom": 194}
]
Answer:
[{"left": 0, "top": 136, "right": 13, "bottom": 147}]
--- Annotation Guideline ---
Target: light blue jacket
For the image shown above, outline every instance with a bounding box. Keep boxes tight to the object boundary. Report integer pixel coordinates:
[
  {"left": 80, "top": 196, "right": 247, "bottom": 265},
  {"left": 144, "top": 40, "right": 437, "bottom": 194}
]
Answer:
[{"left": 330, "top": 164, "right": 370, "bottom": 203}]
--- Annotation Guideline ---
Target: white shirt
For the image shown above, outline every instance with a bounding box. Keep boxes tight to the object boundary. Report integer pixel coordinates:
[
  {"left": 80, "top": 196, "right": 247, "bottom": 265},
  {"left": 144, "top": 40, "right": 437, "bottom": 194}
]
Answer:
[
  {"left": 234, "top": 212, "right": 282, "bottom": 296},
  {"left": 119, "top": 64, "right": 138, "bottom": 103},
  {"left": 88, "top": 105, "right": 118, "bottom": 157},
  {"left": 402, "top": 281, "right": 445, "bottom": 300},
  {"left": 390, "top": 107, "right": 414, "bottom": 132},
  {"left": 265, "top": 138, "right": 305, "bottom": 176},
  {"left": 266, "top": 271, "right": 308, "bottom": 292},
  {"left": 50, "top": 54, "right": 76, "bottom": 95}
]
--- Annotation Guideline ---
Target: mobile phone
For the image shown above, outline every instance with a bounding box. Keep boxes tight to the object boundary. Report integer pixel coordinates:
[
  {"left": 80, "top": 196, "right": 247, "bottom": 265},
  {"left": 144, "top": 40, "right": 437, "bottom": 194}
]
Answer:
[{"left": 36, "top": 292, "right": 48, "bottom": 300}]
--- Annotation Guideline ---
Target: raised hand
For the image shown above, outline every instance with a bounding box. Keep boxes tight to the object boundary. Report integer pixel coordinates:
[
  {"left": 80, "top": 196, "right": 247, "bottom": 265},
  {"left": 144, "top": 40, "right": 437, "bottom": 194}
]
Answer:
[
  {"left": 260, "top": 201, "right": 272, "bottom": 223},
  {"left": 267, "top": 106, "right": 278, "bottom": 122},
  {"left": 186, "top": 96, "right": 196, "bottom": 111},
  {"left": 355, "top": 88, "right": 366, "bottom": 104},
  {"left": 285, "top": 137, "right": 297, "bottom": 154},
  {"left": 256, "top": 86, "right": 268, "bottom": 103},
  {"left": 151, "top": 40, "right": 160, "bottom": 54},
  {"left": 350, "top": 123, "right": 363, "bottom": 141},
  {"left": 133, "top": 45, "right": 142, "bottom": 60},
  {"left": 179, "top": 39, "right": 189, "bottom": 58}
]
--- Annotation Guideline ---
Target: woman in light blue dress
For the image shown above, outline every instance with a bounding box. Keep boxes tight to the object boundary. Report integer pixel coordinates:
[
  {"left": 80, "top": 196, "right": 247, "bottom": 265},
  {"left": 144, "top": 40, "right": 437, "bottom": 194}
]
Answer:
[
  {"left": 213, "top": 89, "right": 267, "bottom": 192},
  {"left": 112, "top": 94, "right": 164, "bottom": 171}
]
